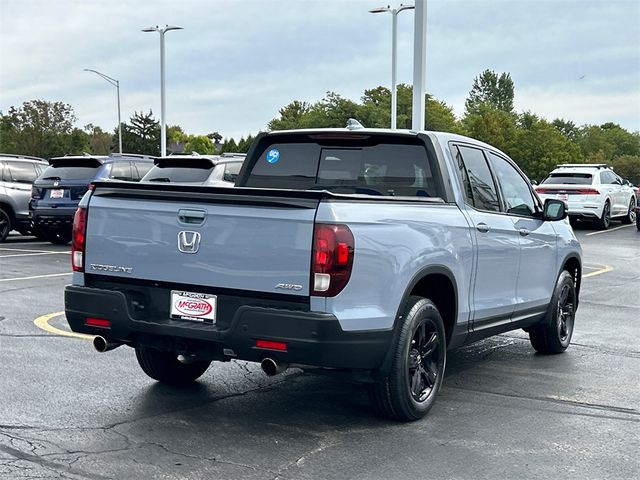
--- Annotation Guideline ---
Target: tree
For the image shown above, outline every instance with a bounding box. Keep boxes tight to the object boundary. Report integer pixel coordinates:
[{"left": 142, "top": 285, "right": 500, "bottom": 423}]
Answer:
[
  {"left": 84, "top": 124, "right": 113, "bottom": 155},
  {"left": 183, "top": 135, "right": 215, "bottom": 154},
  {"left": 461, "top": 103, "right": 518, "bottom": 155},
  {"left": 465, "top": 70, "right": 515, "bottom": 115},
  {"left": 509, "top": 113, "right": 583, "bottom": 181},
  {"left": 610, "top": 155, "right": 640, "bottom": 185},
  {"left": 120, "top": 110, "right": 160, "bottom": 156},
  {"left": 0, "top": 100, "right": 80, "bottom": 158},
  {"left": 268, "top": 101, "right": 312, "bottom": 130}
]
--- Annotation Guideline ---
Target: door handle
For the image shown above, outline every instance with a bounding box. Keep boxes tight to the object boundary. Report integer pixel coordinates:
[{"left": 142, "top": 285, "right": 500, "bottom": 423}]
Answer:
[
  {"left": 518, "top": 228, "right": 530, "bottom": 237},
  {"left": 178, "top": 209, "right": 207, "bottom": 225},
  {"left": 476, "top": 223, "right": 490, "bottom": 233}
]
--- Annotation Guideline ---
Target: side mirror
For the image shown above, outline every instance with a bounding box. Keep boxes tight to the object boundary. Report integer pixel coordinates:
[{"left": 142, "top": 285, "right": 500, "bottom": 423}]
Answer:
[
  {"left": 530, "top": 179, "right": 538, "bottom": 186},
  {"left": 543, "top": 199, "right": 567, "bottom": 221}
]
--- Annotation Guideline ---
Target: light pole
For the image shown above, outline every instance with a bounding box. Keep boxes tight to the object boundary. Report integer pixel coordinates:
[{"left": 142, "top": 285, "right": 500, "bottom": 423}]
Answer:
[
  {"left": 142, "top": 25, "right": 183, "bottom": 157},
  {"left": 84, "top": 69, "right": 122, "bottom": 153},
  {"left": 369, "top": 4, "right": 415, "bottom": 130}
]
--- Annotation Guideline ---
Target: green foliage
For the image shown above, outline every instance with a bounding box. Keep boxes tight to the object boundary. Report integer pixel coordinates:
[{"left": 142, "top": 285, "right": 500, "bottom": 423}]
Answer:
[
  {"left": 509, "top": 113, "right": 583, "bottom": 181},
  {"left": 0, "top": 100, "right": 83, "bottom": 158},
  {"left": 461, "top": 104, "right": 517, "bottom": 154},
  {"left": 267, "top": 101, "right": 313, "bottom": 130},
  {"left": 119, "top": 110, "right": 160, "bottom": 156},
  {"left": 465, "top": 70, "right": 515, "bottom": 115},
  {"left": 83, "top": 124, "right": 113, "bottom": 155},
  {"left": 610, "top": 155, "right": 640, "bottom": 184},
  {"left": 183, "top": 135, "right": 216, "bottom": 154},
  {"left": 267, "top": 84, "right": 459, "bottom": 132}
]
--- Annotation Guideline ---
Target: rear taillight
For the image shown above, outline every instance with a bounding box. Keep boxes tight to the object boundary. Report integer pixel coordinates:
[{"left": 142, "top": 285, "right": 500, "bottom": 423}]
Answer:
[
  {"left": 535, "top": 188, "right": 549, "bottom": 194},
  {"left": 575, "top": 188, "right": 600, "bottom": 195},
  {"left": 72, "top": 207, "right": 87, "bottom": 272},
  {"left": 31, "top": 186, "right": 41, "bottom": 199},
  {"left": 311, "top": 224, "right": 354, "bottom": 297}
]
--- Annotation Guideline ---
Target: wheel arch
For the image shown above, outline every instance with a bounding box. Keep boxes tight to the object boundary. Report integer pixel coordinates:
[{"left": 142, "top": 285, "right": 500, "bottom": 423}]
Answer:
[
  {"left": 560, "top": 254, "right": 581, "bottom": 304},
  {"left": 376, "top": 265, "right": 459, "bottom": 378},
  {"left": 0, "top": 200, "right": 16, "bottom": 220}
]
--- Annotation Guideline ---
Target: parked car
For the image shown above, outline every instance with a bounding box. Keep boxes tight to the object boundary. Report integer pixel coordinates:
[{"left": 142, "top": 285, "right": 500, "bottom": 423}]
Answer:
[
  {"left": 141, "top": 153, "right": 245, "bottom": 186},
  {"left": 535, "top": 164, "right": 637, "bottom": 229},
  {"left": 0, "top": 154, "right": 48, "bottom": 242},
  {"left": 64, "top": 126, "right": 581, "bottom": 421},
  {"left": 31, "top": 153, "right": 154, "bottom": 244}
]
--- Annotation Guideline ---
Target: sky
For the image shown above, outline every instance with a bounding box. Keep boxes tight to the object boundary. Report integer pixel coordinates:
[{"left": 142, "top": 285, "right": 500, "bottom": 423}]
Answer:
[{"left": 1, "top": 0, "right": 639, "bottom": 140}]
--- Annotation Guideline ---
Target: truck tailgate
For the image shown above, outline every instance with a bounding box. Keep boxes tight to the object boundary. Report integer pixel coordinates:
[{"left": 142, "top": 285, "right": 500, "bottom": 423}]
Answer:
[{"left": 84, "top": 184, "right": 320, "bottom": 296}]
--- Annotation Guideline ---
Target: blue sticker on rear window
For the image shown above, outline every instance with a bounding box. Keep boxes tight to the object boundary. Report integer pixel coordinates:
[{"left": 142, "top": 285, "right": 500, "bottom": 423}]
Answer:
[{"left": 266, "top": 148, "right": 280, "bottom": 164}]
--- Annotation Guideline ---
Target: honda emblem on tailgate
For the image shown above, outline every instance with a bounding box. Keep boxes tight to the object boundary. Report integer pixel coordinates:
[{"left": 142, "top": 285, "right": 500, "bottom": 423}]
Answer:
[{"left": 178, "top": 231, "right": 201, "bottom": 254}]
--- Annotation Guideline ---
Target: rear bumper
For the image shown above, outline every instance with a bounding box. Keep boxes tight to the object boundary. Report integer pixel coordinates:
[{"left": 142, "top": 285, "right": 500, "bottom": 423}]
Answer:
[
  {"left": 32, "top": 207, "right": 75, "bottom": 229},
  {"left": 64, "top": 285, "right": 391, "bottom": 371}
]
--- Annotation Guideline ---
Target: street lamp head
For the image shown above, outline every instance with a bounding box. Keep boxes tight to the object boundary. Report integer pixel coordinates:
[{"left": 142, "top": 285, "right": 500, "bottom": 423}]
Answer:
[
  {"left": 397, "top": 4, "right": 415, "bottom": 12},
  {"left": 369, "top": 6, "right": 391, "bottom": 13},
  {"left": 141, "top": 26, "right": 158, "bottom": 32},
  {"left": 164, "top": 25, "right": 183, "bottom": 32}
]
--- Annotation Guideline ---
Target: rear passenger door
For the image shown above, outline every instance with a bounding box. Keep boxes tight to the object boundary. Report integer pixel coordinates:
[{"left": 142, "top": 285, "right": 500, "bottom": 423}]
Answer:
[
  {"left": 453, "top": 145, "right": 521, "bottom": 331},
  {"left": 5, "top": 161, "right": 39, "bottom": 218},
  {"left": 486, "top": 151, "right": 557, "bottom": 316}
]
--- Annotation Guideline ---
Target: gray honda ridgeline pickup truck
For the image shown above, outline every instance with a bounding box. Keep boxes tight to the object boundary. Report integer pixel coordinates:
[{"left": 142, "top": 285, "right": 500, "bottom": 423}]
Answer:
[{"left": 65, "top": 128, "right": 581, "bottom": 421}]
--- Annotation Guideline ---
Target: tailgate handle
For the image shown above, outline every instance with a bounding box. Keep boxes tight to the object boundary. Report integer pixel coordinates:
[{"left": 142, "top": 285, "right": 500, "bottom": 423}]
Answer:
[{"left": 178, "top": 209, "right": 207, "bottom": 225}]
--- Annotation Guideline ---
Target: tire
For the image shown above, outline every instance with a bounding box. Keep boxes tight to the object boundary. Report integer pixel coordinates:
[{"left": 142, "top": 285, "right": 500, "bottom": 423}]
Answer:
[
  {"left": 367, "top": 296, "right": 446, "bottom": 421},
  {"left": 595, "top": 201, "right": 611, "bottom": 230},
  {"left": 637, "top": 209, "right": 640, "bottom": 231},
  {"left": 45, "top": 230, "right": 72, "bottom": 245},
  {"left": 621, "top": 197, "right": 636, "bottom": 224},
  {"left": 135, "top": 347, "right": 211, "bottom": 385},
  {"left": 529, "top": 271, "right": 577, "bottom": 354},
  {"left": 0, "top": 208, "right": 11, "bottom": 242}
]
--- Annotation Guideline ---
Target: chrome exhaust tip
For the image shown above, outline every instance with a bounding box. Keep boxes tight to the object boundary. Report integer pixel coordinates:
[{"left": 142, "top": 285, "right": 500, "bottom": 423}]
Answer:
[
  {"left": 260, "top": 358, "right": 289, "bottom": 376},
  {"left": 93, "top": 335, "right": 122, "bottom": 353}
]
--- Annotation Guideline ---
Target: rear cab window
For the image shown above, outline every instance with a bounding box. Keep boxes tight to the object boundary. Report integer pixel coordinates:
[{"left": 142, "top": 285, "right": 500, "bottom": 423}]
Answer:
[{"left": 242, "top": 134, "right": 444, "bottom": 198}]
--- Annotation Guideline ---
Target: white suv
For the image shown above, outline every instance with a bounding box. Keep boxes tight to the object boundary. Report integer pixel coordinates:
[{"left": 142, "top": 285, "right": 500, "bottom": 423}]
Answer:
[{"left": 535, "top": 164, "right": 637, "bottom": 229}]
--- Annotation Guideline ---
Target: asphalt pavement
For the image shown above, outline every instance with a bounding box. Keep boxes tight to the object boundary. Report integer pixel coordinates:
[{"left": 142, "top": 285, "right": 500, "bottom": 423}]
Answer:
[{"left": 0, "top": 222, "right": 638, "bottom": 480}]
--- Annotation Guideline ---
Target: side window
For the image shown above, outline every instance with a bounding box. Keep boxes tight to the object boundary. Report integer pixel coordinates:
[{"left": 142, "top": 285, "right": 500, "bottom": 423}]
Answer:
[
  {"left": 600, "top": 171, "right": 617, "bottom": 184},
  {"left": 133, "top": 161, "right": 153, "bottom": 180},
  {"left": 456, "top": 145, "right": 500, "bottom": 212},
  {"left": 223, "top": 162, "right": 242, "bottom": 182},
  {"left": 6, "top": 161, "right": 38, "bottom": 183},
  {"left": 109, "top": 162, "right": 133, "bottom": 181},
  {"left": 487, "top": 152, "right": 537, "bottom": 216},
  {"left": 0, "top": 162, "right": 5, "bottom": 182}
]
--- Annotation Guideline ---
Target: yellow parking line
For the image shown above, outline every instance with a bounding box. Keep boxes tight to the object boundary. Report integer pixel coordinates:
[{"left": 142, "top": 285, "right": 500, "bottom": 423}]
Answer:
[
  {"left": 33, "top": 311, "right": 94, "bottom": 340},
  {"left": 583, "top": 265, "right": 613, "bottom": 278}
]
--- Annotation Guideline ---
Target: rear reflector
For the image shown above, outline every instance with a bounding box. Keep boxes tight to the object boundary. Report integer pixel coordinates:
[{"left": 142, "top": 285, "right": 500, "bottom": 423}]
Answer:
[
  {"left": 85, "top": 317, "right": 111, "bottom": 328},
  {"left": 255, "top": 339, "right": 288, "bottom": 352}
]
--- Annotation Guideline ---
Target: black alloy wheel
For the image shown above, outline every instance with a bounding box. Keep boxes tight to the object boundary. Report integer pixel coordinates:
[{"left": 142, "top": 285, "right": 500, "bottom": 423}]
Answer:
[
  {"left": 529, "top": 271, "right": 577, "bottom": 354},
  {"left": 555, "top": 282, "right": 576, "bottom": 349},
  {"left": 408, "top": 320, "right": 441, "bottom": 402},
  {"left": 0, "top": 208, "right": 11, "bottom": 242},
  {"left": 368, "top": 296, "right": 446, "bottom": 421}
]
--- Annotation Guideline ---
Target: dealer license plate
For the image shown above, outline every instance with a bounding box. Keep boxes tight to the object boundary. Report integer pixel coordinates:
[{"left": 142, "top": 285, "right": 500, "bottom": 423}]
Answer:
[
  {"left": 170, "top": 290, "right": 217, "bottom": 323},
  {"left": 49, "top": 189, "right": 65, "bottom": 199}
]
